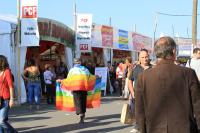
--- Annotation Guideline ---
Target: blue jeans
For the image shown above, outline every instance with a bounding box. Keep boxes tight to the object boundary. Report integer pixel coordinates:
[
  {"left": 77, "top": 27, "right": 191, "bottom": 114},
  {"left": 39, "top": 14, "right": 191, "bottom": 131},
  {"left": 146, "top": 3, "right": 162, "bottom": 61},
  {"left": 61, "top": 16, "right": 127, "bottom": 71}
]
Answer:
[
  {"left": 0, "top": 100, "right": 16, "bottom": 133},
  {"left": 27, "top": 82, "right": 41, "bottom": 105}
]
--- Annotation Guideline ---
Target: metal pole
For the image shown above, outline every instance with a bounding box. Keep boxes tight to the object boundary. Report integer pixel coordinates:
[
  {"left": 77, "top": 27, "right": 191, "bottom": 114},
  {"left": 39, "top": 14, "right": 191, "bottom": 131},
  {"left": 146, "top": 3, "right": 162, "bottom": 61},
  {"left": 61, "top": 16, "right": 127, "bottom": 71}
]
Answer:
[
  {"left": 74, "top": 3, "right": 78, "bottom": 58},
  {"left": 172, "top": 24, "right": 175, "bottom": 38},
  {"left": 153, "top": 15, "right": 158, "bottom": 60},
  {"left": 109, "top": 17, "right": 112, "bottom": 63},
  {"left": 17, "top": 0, "right": 21, "bottom": 104},
  {"left": 153, "top": 15, "right": 158, "bottom": 43},
  {"left": 192, "top": 0, "right": 198, "bottom": 46},
  {"left": 109, "top": 17, "right": 112, "bottom": 26},
  {"left": 134, "top": 24, "right": 137, "bottom": 32},
  {"left": 187, "top": 27, "right": 190, "bottom": 38}
]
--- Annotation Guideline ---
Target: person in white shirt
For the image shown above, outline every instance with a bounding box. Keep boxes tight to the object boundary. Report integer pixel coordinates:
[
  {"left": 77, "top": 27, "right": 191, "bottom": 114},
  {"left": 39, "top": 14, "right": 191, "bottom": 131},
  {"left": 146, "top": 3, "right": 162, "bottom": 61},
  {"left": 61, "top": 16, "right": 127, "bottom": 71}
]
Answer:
[
  {"left": 186, "top": 48, "right": 200, "bottom": 81},
  {"left": 44, "top": 64, "right": 55, "bottom": 104},
  {"left": 116, "top": 62, "right": 124, "bottom": 96}
]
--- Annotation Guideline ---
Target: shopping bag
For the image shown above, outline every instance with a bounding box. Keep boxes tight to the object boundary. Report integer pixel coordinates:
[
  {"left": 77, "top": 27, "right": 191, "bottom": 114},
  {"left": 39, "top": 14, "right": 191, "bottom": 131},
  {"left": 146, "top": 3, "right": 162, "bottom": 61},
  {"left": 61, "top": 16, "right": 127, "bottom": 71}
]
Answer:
[{"left": 120, "top": 100, "right": 135, "bottom": 124}]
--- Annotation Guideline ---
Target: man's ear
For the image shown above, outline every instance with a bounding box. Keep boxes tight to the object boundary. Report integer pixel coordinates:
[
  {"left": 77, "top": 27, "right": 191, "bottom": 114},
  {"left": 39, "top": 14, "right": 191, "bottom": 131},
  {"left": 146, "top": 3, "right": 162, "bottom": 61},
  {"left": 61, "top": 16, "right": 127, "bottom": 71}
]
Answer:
[{"left": 172, "top": 48, "right": 177, "bottom": 59}]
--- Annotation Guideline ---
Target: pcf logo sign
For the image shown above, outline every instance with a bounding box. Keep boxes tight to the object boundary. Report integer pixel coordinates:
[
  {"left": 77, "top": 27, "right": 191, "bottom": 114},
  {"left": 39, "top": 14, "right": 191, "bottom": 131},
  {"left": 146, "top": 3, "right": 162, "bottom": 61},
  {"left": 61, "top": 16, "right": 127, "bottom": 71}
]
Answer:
[
  {"left": 22, "top": 6, "right": 37, "bottom": 18},
  {"left": 80, "top": 44, "right": 89, "bottom": 50}
]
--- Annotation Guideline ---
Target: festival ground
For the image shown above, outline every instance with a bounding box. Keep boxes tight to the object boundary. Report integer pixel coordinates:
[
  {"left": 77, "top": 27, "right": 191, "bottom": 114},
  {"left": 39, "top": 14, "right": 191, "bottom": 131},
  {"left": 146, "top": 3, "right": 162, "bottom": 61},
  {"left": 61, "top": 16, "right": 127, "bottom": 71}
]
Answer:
[{"left": 10, "top": 96, "right": 133, "bottom": 133}]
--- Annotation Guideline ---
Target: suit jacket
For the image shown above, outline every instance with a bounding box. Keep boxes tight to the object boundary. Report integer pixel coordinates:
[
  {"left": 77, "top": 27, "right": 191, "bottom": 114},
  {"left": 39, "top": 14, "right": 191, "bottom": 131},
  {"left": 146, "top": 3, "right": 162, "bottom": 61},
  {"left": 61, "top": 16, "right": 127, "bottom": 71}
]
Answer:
[{"left": 136, "top": 59, "right": 200, "bottom": 133}]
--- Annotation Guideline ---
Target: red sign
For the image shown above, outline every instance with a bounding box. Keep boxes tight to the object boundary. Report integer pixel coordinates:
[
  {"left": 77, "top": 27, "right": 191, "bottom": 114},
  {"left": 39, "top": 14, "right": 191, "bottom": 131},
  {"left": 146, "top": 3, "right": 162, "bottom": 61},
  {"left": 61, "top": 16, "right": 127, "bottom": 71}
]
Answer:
[
  {"left": 80, "top": 44, "right": 89, "bottom": 50},
  {"left": 22, "top": 6, "right": 37, "bottom": 18},
  {"left": 81, "top": 18, "right": 88, "bottom": 23},
  {"left": 101, "top": 26, "right": 113, "bottom": 47}
]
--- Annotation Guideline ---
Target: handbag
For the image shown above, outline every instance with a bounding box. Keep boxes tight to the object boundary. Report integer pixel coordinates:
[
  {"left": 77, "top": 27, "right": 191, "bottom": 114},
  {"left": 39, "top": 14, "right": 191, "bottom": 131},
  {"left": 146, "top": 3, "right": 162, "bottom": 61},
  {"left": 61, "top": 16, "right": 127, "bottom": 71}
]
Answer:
[{"left": 120, "top": 98, "right": 135, "bottom": 124}]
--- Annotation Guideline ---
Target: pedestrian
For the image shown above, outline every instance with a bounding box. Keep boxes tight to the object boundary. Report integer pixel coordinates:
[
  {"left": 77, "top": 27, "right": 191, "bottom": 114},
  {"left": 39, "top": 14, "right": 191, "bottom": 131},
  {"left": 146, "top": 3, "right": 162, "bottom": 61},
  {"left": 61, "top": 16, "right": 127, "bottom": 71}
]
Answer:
[
  {"left": 56, "top": 62, "right": 68, "bottom": 79},
  {"left": 22, "top": 59, "right": 41, "bottom": 110},
  {"left": 57, "top": 58, "right": 96, "bottom": 124},
  {"left": 122, "top": 56, "right": 133, "bottom": 99},
  {"left": 116, "top": 62, "right": 124, "bottom": 96},
  {"left": 0, "top": 55, "right": 16, "bottom": 132},
  {"left": 136, "top": 36, "right": 200, "bottom": 133},
  {"left": 128, "top": 49, "right": 152, "bottom": 133},
  {"left": 185, "top": 48, "right": 200, "bottom": 80},
  {"left": 43, "top": 64, "right": 55, "bottom": 104}
]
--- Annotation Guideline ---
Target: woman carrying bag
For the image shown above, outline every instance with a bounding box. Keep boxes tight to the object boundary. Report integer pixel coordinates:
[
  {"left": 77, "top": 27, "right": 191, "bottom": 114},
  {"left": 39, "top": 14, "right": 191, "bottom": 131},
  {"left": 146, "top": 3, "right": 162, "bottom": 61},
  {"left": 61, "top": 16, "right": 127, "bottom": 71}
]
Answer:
[{"left": 0, "top": 55, "right": 16, "bottom": 133}]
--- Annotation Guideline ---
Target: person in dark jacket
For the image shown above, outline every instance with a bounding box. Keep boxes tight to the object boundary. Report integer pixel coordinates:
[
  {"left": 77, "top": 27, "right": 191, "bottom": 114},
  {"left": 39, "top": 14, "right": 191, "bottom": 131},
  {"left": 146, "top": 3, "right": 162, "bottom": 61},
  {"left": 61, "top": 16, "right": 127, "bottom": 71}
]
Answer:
[{"left": 136, "top": 36, "right": 200, "bottom": 133}]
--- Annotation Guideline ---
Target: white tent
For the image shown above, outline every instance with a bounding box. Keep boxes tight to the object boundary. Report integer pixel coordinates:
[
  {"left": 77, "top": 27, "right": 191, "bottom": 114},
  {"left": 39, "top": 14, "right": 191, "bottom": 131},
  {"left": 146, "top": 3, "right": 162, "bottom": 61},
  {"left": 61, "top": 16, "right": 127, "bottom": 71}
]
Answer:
[
  {"left": 0, "top": 14, "right": 17, "bottom": 68},
  {"left": 0, "top": 15, "right": 74, "bottom": 104},
  {"left": 0, "top": 15, "right": 25, "bottom": 103}
]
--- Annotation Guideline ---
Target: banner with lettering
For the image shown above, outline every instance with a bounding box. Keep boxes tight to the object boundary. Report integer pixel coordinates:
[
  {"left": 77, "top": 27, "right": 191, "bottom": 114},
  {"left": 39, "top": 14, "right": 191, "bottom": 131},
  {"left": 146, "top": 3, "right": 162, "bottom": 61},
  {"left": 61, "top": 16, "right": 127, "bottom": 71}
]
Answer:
[
  {"left": 91, "top": 24, "right": 102, "bottom": 48},
  {"left": 132, "top": 33, "right": 152, "bottom": 52},
  {"left": 20, "top": 0, "right": 39, "bottom": 46},
  {"left": 76, "top": 14, "right": 92, "bottom": 52},
  {"left": 118, "top": 29, "right": 129, "bottom": 49},
  {"left": 101, "top": 25, "right": 113, "bottom": 48}
]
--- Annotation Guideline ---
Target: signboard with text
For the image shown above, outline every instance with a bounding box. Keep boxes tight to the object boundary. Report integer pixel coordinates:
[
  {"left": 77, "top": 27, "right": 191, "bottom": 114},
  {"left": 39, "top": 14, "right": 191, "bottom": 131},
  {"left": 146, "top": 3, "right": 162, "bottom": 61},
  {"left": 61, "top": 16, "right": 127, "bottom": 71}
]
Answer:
[
  {"left": 76, "top": 14, "right": 92, "bottom": 52},
  {"left": 132, "top": 33, "right": 152, "bottom": 52},
  {"left": 20, "top": 0, "right": 39, "bottom": 46},
  {"left": 95, "top": 67, "right": 108, "bottom": 91},
  {"left": 101, "top": 25, "right": 113, "bottom": 48},
  {"left": 118, "top": 29, "right": 129, "bottom": 49}
]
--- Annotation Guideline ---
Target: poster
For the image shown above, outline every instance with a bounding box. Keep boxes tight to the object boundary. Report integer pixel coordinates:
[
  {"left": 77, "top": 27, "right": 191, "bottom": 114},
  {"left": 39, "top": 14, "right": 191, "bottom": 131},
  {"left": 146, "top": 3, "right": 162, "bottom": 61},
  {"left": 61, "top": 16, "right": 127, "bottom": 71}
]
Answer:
[
  {"left": 20, "top": 0, "right": 39, "bottom": 46},
  {"left": 95, "top": 67, "right": 108, "bottom": 91},
  {"left": 132, "top": 33, "right": 152, "bottom": 52},
  {"left": 101, "top": 26, "right": 113, "bottom": 48},
  {"left": 118, "top": 29, "right": 129, "bottom": 50},
  {"left": 76, "top": 14, "right": 92, "bottom": 52},
  {"left": 91, "top": 24, "right": 102, "bottom": 48}
]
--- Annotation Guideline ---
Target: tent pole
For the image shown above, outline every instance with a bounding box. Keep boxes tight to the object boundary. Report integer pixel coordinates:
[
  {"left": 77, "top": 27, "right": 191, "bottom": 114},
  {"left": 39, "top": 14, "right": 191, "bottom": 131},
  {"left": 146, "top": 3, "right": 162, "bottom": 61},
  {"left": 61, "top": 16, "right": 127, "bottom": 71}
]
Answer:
[{"left": 17, "top": 0, "right": 21, "bottom": 104}]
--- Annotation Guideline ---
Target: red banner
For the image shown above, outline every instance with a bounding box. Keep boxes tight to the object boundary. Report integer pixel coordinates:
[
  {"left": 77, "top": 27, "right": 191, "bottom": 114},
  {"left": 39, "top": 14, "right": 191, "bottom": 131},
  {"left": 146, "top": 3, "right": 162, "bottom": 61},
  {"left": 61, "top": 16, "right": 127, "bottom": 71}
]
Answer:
[{"left": 101, "top": 26, "right": 113, "bottom": 48}]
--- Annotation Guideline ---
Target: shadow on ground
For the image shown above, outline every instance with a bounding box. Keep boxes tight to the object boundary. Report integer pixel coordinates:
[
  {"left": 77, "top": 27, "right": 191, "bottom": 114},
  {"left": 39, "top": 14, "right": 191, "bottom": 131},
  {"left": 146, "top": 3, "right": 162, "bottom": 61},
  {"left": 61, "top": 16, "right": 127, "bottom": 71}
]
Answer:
[{"left": 16, "top": 113, "right": 131, "bottom": 133}]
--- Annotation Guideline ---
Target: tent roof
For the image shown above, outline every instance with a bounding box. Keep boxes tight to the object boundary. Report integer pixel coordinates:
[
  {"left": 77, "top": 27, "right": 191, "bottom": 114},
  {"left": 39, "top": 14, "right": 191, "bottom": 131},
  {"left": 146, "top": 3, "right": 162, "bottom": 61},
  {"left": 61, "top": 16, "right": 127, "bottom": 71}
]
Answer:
[{"left": 0, "top": 14, "right": 17, "bottom": 24}]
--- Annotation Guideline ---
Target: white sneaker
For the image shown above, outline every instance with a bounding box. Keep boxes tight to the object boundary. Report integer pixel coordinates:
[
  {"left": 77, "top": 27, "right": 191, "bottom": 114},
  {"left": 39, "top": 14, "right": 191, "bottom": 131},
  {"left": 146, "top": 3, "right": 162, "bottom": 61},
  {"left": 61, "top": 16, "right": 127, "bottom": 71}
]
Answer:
[
  {"left": 130, "top": 122, "right": 140, "bottom": 133},
  {"left": 130, "top": 128, "right": 139, "bottom": 133}
]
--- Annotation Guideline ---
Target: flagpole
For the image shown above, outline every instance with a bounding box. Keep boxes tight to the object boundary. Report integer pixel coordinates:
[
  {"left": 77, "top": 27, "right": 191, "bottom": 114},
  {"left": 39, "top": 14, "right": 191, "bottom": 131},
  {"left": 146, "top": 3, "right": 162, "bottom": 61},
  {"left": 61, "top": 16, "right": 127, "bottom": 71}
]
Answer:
[{"left": 17, "top": 0, "right": 21, "bottom": 104}]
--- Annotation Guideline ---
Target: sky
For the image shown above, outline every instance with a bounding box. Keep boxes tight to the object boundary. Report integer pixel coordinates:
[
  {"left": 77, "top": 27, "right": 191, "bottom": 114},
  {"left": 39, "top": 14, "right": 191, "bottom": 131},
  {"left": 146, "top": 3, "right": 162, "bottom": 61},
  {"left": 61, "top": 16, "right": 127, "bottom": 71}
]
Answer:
[{"left": 0, "top": 0, "right": 199, "bottom": 39}]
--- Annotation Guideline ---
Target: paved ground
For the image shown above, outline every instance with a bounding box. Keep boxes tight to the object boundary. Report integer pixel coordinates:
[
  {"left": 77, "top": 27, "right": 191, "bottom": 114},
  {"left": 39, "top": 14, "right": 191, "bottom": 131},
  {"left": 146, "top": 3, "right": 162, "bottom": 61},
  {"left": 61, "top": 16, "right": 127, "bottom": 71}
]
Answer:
[{"left": 9, "top": 96, "right": 133, "bottom": 133}]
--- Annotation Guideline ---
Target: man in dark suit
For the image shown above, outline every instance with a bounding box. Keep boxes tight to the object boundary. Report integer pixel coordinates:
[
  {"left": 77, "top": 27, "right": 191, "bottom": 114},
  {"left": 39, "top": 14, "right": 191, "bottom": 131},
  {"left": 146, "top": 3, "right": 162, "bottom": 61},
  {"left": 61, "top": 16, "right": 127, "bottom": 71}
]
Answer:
[{"left": 135, "top": 36, "right": 200, "bottom": 133}]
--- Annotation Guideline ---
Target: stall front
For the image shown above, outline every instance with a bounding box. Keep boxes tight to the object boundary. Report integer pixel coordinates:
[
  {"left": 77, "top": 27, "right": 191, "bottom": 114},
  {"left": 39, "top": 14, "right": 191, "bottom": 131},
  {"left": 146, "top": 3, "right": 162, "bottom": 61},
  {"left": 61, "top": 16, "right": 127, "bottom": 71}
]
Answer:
[
  {"left": 0, "top": 16, "right": 75, "bottom": 104},
  {"left": 17, "top": 18, "right": 75, "bottom": 103}
]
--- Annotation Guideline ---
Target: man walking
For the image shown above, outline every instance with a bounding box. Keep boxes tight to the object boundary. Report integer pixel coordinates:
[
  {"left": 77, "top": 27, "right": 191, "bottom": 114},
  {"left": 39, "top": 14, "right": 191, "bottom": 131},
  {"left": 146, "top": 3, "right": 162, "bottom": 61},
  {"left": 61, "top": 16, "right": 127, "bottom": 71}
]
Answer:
[
  {"left": 128, "top": 49, "right": 152, "bottom": 133},
  {"left": 136, "top": 37, "right": 200, "bottom": 133},
  {"left": 186, "top": 48, "right": 200, "bottom": 81},
  {"left": 57, "top": 58, "right": 96, "bottom": 124}
]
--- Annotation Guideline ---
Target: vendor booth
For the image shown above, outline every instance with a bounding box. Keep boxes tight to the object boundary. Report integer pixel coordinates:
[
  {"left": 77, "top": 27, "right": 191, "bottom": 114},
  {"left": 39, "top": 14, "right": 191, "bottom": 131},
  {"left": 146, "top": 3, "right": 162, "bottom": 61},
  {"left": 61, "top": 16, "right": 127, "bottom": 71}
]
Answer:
[{"left": 0, "top": 15, "right": 75, "bottom": 104}]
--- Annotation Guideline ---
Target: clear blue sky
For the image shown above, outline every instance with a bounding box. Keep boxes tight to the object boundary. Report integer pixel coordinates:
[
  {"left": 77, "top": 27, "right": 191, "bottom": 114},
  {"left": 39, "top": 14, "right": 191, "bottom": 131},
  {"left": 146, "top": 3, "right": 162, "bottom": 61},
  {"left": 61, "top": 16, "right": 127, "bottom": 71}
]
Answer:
[{"left": 0, "top": 0, "right": 199, "bottom": 39}]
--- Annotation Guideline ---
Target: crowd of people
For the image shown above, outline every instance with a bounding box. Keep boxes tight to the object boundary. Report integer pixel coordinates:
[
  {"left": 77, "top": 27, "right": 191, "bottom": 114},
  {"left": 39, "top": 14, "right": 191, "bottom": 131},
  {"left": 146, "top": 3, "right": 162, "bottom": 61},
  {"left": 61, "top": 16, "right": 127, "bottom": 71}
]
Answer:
[
  {"left": 126, "top": 37, "right": 200, "bottom": 133},
  {"left": 103, "top": 37, "right": 200, "bottom": 133},
  {"left": 0, "top": 36, "right": 200, "bottom": 132}
]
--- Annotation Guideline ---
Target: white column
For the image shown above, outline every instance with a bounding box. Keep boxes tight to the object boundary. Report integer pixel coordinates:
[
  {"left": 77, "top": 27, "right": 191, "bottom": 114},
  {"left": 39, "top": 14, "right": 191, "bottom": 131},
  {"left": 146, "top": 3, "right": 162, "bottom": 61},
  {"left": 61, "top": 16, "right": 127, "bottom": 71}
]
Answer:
[
  {"left": 19, "top": 47, "right": 27, "bottom": 103},
  {"left": 65, "top": 47, "right": 73, "bottom": 69}
]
